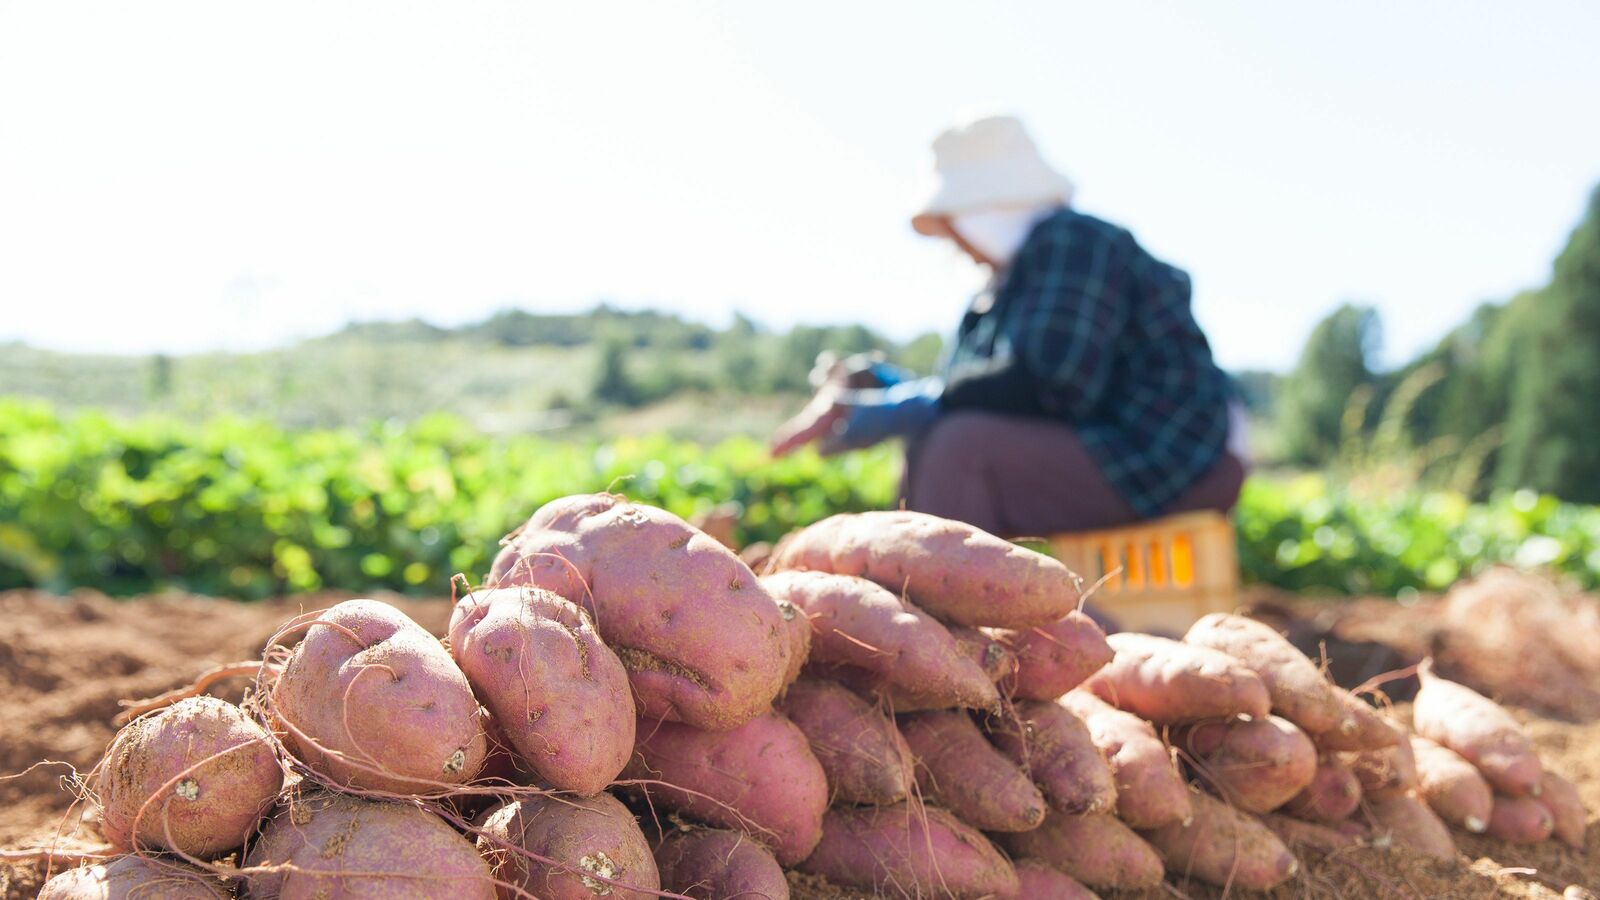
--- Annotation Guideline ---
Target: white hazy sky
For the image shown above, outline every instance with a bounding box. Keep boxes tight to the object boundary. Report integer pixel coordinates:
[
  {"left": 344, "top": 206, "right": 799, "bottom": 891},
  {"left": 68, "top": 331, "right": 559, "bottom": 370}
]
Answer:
[{"left": 1, "top": 2, "right": 1597, "bottom": 371}]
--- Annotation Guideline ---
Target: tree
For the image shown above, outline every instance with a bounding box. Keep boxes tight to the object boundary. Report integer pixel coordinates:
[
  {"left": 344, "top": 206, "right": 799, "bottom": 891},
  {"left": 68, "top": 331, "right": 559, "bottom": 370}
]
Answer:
[
  {"left": 590, "top": 335, "right": 639, "bottom": 406},
  {"left": 1275, "top": 304, "right": 1381, "bottom": 465}
]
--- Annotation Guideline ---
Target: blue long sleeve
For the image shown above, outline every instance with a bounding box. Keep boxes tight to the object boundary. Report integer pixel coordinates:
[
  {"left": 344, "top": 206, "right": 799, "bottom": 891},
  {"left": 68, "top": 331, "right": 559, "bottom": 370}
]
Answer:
[{"left": 819, "top": 377, "right": 943, "bottom": 455}]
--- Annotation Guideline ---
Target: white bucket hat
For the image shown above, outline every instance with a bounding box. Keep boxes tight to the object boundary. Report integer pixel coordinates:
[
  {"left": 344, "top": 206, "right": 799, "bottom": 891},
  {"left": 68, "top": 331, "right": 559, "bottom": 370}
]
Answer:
[{"left": 911, "top": 115, "right": 1074, "bottom": 237}]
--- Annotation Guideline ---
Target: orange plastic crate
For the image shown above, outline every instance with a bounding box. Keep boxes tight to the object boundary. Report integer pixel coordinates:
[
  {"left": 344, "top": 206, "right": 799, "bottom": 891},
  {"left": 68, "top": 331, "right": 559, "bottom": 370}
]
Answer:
[{"left": 1046, "top": 510, "right": 1239, "bottom": 635}]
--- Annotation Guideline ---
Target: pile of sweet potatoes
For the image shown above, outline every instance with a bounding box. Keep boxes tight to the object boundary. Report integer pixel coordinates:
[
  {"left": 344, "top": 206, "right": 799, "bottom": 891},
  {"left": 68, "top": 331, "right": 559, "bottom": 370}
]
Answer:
[{"left": 31, "top": 498, "right": 1591, "bottom": 899}]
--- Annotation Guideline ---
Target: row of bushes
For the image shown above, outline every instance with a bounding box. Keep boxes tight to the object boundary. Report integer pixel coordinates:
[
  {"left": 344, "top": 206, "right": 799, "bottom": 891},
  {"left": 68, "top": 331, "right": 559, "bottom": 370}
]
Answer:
[{"left": 4, "top": 400, "right": 1598, "bottom": 599}]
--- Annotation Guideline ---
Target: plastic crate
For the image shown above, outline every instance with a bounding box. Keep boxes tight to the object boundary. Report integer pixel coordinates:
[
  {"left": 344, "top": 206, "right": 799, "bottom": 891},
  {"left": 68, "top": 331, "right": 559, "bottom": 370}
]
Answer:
[{"left": 1046, "top": 510, "right": 1240, "bottom": 634}]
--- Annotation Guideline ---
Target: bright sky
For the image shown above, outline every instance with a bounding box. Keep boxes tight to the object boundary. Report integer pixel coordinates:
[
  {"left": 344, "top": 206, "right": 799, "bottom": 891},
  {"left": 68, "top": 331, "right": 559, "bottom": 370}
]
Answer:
[{"left": 1, "top": 2, "right": 1597, "bottom": 372}]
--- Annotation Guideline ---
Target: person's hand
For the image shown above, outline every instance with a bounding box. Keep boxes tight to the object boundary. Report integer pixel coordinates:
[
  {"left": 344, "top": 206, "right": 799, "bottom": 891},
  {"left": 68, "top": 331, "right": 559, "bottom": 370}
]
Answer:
[{"left": 770, "top": 387, "right": 846, "bottom": 457}]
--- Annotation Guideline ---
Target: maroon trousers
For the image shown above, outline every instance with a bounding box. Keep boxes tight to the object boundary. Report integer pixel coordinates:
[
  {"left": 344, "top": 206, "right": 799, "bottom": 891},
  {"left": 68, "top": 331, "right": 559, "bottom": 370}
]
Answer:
[{"left": 900, "top": 411, "right": 1245, "bottom": 538}]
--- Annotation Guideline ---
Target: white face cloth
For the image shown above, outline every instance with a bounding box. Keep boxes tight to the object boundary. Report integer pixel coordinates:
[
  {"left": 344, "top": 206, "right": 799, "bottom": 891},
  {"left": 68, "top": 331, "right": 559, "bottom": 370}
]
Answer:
[{"left": 950, "top": 205, "right": 1057, "bottom": 268}]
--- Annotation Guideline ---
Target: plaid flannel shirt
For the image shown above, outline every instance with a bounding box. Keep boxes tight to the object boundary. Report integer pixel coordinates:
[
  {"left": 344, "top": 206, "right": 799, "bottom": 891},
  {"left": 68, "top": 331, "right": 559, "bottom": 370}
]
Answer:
[{"left": 940, "top": 208, "right": 1232, "bottom": 517}]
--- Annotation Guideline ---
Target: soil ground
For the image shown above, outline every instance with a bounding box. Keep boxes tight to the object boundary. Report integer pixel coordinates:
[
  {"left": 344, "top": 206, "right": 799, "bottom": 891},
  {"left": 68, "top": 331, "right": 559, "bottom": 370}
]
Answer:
[{"left": 2, "top": 588, "right": 1598, "bottom": 899}]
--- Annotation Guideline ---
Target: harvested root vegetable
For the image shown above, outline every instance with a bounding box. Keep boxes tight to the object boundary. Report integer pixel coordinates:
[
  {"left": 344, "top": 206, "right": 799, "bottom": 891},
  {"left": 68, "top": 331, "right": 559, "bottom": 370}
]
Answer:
[
  {"left": 763, "top": 571, "right": 997, "bottom": 712},
  {"left": 1142, "top": 789, "right": 1299, "bottom": 890},
  {"left": 992, "top": 610, "right": 1112, "bottom": 701},
  {"left": 1084, "top": 633, "right": 1270, "bottom": 725},
  {"left": 94, "top": 696, "right": 281, "bottom": 858},
  {"left": 448, "top": 587, "right": 634, "bottom": 796},
  {"left": 1367, "top": 791, "right": 1456, "bottom": 860},
  {"left": 1412, "top": 659, "right": 1542, "bottom": 797},
  {"left": 986, "top": 700, "right": 1117, "bottom": 815},
  {"left": 272, "top": 598, "right": 487, "bottom": 794},
  {"left": 1059, "top": 688, "right": 1191, "bottom": 829},
  {"left": 246, "top": 791, "right": 495, "bottom": 899},
  {"left": 475, "top": 792, "right": 659, "bottom": 900},
  {"left": 999, "top": 812, "right": 1163, "bottom": 890},
  {"left": 775, "top": 679, "right": 911, "bottom": 805},
  {"left": 1013, "top": 859, "right": 1101, "bottom": 899},
  {"left": 37, "top": 856, "right": 230, "bottom": 900},
  {"left": 1184, "top": 613, "right": 1355, "bottom": 737},
  {"left": 1176, "top": 715, "right": 1317, "bottom": 813},
  {"left": 1284, "top": 755, "right": 1362, "bottom": 824},
  {"left": 1260, "top": 813, "right": 1361, "bottom": 853},
  {"left": 1541, "top": 771, "right": 1587, "bottom": 850},
  {"left": 1487, "top": 793, "right": 1556, "bottom": 844},
  {"left": 653, "top": 828, "right": 789, "bottom": 900},
  {"left": 796, "top": 803, "right": 1019, "bottom": 899},
  {"left": 491, "top": 493, "right": 790, "bottom": 731},
  {"left": 621, "top": 711, "right": 827, "bottom": 865},
  {"left": 1312, "top": 690, "right": 1403, "bottom": 752},
  {"left": 949, "top": 625, "right": 1017, "bottom": 685},
  {"left": 1343, "top": 733, "right": 1417, "bottom": 799},
  {"left": 1411, "top": 735, "right": 1492, "bottom": 833},
  {"left": 776, "top": 597, "right": 812, "bottom": 688},
  {"left": 899, "top": 709, "right": 1047, "bottom": 832},
  {"left": 766, "top": 509, "right": 1080, "bottom": 628}
]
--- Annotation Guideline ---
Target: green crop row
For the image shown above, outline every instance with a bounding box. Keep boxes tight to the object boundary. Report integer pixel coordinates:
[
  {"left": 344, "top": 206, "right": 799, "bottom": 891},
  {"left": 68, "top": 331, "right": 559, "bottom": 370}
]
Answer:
[{"left": 3, "top": 399, "right": 1598, "bottom": 599}]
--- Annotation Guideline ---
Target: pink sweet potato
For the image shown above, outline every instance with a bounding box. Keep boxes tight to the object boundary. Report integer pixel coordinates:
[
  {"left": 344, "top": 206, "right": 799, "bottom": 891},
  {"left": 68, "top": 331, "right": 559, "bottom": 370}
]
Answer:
[
  {"left": 767, "top": 510, "right": 1080, "bottom": 628},
  {"left": 1084, "top": 633, "right": 1270, "bottom": 725},
  {"left": 1176, "top": 715, "right": 1317, "bottom": 813},
  {"left": 899, "top": 709, "right": 1047, "bottom": 831},
  {"left": 491, "top": 493, "right": 790, "bottom": 731},
  {"left": 1184, "top": 613, "right": 1354, "bottom": 737},
  {"left": 1012, "top": 860, "right": 1100, "bottom": 900},
  {"left": 94, "top": 696, "right": 282, "bottom": 858},
  {"left": 1059, "top": 688, "right": 1191, "bottom": 829},
  {"left": 950, "top": 625, "right": 1018, "bottom": 685},
  {"left": 246, "top": 791, "right": 496, "bottom": 899},
  {"left": 476, "top": 792, "right": 660, "bottom": 900},
  {"left": 762, "top": 571, "right": 997, "bottom": 712},
  {"left": 1412, "top": 659, "right": 1542, "bottom": 797},
  {"left": 775, "top": 679, "right": 911, "bottom": 805},
  {"left": 986, "top": 700, "right": 1117, "bottom": 815},
  {"left": 1541, "top": 771, "right": 1587, "bottom": 850},
  {"left": 653, "top": 828, "right": 789, "bottom": 900},
  {"left": 1142, "top": 789, "right": 1300, "bottom": 890},
  {"left": 621, "top": 711, "right": 827, "bottom": 865},
  {"left": 993, "top": 610, "right": 1112, "bottom": 701},
  {"left": 1260, "top": 813, "right": 1360, "bottom": 853},
  {"left": 1487, "top": 793, "right": 1556, "bottom": 844},
  {"left": 1283, "top": 755, "right": 1362, "bottom": 824},
  {"left": 796, "top": 803, "right": 1019, "bottom": 899},
  {"left": 1342, "top": 733, "right": 1417, "bottom": 800},
  {"left": 776, "top": 596, "right": 812, "bottom": 688},
  {"left": 1000, "top": 812, "right": 1163, "bottom": 890},
  {"left": 38, "top": 856, "right": 230, "bottom": 900},
  {"left": 1311, "top": 690, "right": 1403, "bottom": 752},
  {"left": 449, "top": 586, "right": 633, "bottom": 796},
  {"left": 1367, "top": 791, "right": 1456, "bottom": 860},
  {"left": 272, "top": 598, "right": 488, "bottom": 794},
  {"left": 1411, "top": 735, "right": 1492, "bottom": 833}
]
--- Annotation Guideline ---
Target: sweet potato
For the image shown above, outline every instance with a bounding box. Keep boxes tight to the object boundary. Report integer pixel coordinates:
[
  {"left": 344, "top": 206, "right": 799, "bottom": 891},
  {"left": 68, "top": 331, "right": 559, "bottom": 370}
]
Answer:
[
  {"left": 1176, "top": 715, "right": 1317, "bottom": 813},
  {"left": 621, "top": 711, "right": 827, "bottom": 865},
  {"left": 448, "top": 586, "right": 633, "bottom": 796},
  {"left": 1367, "top": 791, "right": 1456, "bottom": 860},
  {"left": 1084, "top": 633, "right": 1270, "bottom": 725},
  {"left": 1059, "top": 688, "right": 1191, "bottom": 829},
  {"left": 796, "top": 803, "right": 1019, "bottom": 899},
  {"left": 246, "top": 791, "right": 496, "bottom": 899},
  {"left": 763, "top": 571, "right": 997, "bottom": 712},
  {"left": 776, "top": 596, "right": 812, "bottom": 688},
  {"left": 1311, "top": 690, "right": 1403, "bottom": 752},
  {"left": 1342, "top": 734, "right": 1417, "bottom": 799},
  {"left": 950, "top": 625, "right": 1018, "bottom": 685},
  {"left": 1260, "top": 813, "right": 1360, "bottom": 853},
  {"left": 1411, "top": 735, "right": 1492, "bottom": 833},
  {"left": 1184, "top": 613, "right": 1354, "bottom": 737},
  {"left": 1541, "top": 771, "right": 1587, "bottom": 850},
  {"left": 1283, "top": 755, "right": 1362, "bottom": 823},
  {"left": 37, "top": 856, "right": 231, "bottom": 899},
  {"left": 766, "top": 510, "right": 1080, "bottom": 628},
  {"left": 491, "top": 493, "right": 790, "bottom": 731},
  {"left": 653, "top": 828, "right": 788, "bottom": 900},
  {"left": 986, "top": 700, "right": 1117, "bottom": 815},
  {"left": 272, "top": 598, "right": 487, "bottom": 794},
  {"left": 1488, "top": 793, "right": 1556, "bottom": 844},
  {"left": 992, "top": 611, "right": 1112, "bottom": 701},
  {"left": 775, "top": 679, "right": 911, "bottom": 805},
  {"left": 999, "top": 812, "right": 1163, "bottom": 890},
  {"left": 1012, "top": 860, "right": 1100, "bottom": 900},
  {"left": 1142, "top": 789, "right": 1300, "bottom": 890},
  {"left": 95, "top": 696, "right": 281, "bottom": 858},
  {"left": 476, "top": 792, "right": 659, "bottom": 900},
  {"left": 1412, "top": 658, "right": 1542, "bottom": 797},
  {"left": 899, "top": 709, "right": 1046, "bottom": 831}
]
